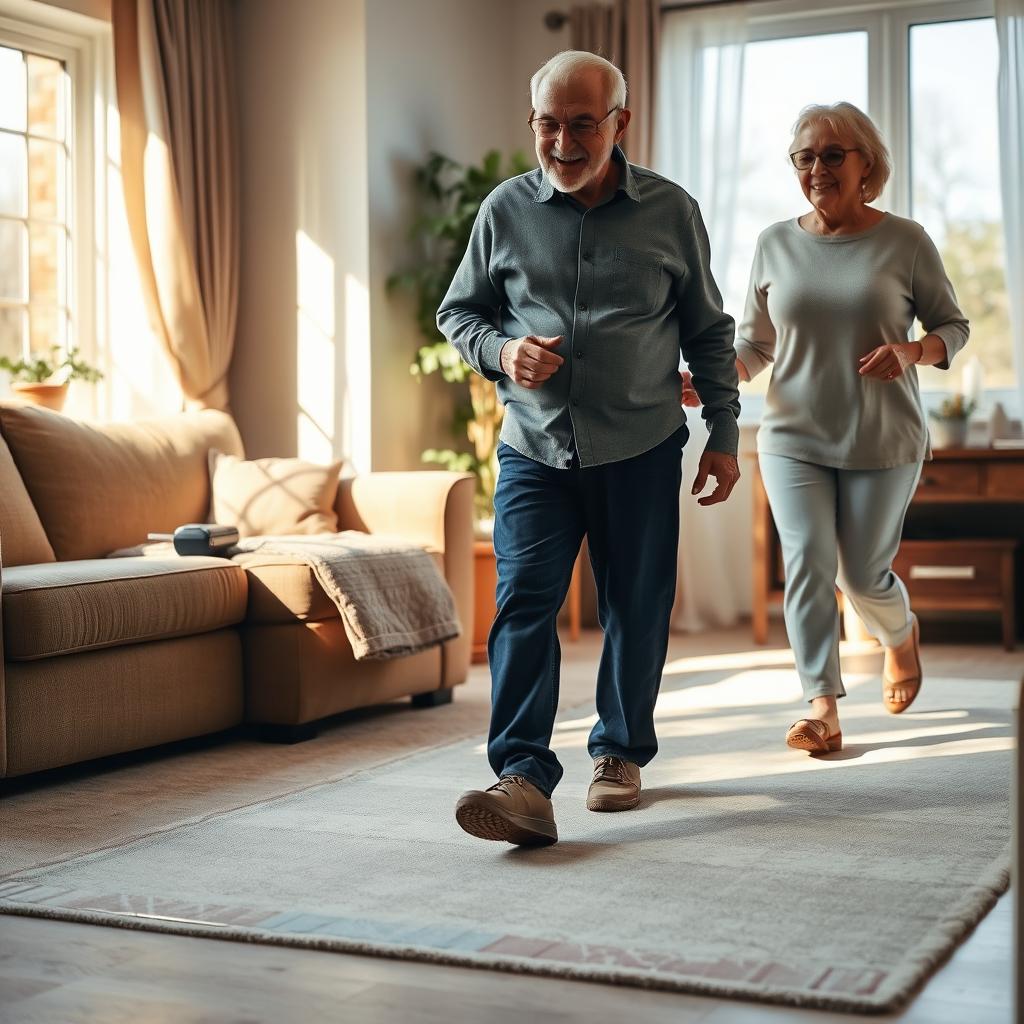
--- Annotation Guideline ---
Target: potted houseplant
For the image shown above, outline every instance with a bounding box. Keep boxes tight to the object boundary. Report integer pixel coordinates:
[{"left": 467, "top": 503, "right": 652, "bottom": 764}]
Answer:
[
  {"left": 928, "top": 393, "right": 976, "bottom": 448},
  {"left": 0, "top": 345, "right": 103, "bottom": 412},
  {"left": 389, "top": 148, "right": 530, "bottom": 535}
]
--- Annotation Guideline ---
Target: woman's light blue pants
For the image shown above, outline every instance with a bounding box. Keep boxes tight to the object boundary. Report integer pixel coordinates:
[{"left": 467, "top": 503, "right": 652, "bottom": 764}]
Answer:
[{"left": 759, "top": 453, "right": 922, "bottom": 701}]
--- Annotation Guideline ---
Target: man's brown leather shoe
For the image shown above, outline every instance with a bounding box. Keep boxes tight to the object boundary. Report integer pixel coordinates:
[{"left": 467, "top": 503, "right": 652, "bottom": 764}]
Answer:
[
  {"left": 586, "top": 755, "right": 641, "bottom": 811},
  {"left": 455, "top": 775, "right": 557, "bottom": 846}
]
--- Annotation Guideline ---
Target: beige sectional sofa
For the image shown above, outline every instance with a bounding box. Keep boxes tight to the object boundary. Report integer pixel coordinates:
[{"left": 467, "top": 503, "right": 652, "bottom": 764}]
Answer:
[{"left": 0, "top": 402, "right": 474, "bottom": 779}]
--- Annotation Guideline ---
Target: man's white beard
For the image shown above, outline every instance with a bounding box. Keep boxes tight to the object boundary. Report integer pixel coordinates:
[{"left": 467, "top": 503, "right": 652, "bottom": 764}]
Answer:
[{"left": 544, "top": 156, "right": 599, "bottom": 195}]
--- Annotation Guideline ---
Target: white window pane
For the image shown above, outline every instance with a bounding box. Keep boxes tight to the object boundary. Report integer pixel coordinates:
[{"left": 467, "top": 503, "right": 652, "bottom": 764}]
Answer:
[
  {"left": 0, "top": 306, "right": 27, "bottom": 362},
  {"left": 0, "top": 220, "right": 27, "bottom": 301},
  {"left": 0, "top": 47, "right": 26, "bottom": 133},
  {"left": 910, "top": 19, "right": 1009, "bottom": 391},
  {"left": 27, "top": 54, "right": 66, "bottom": 142},
  {"left": 28, "top": 223, "right": 68, "bottom": 306},
  {"left": 28, "top": 138, "right": 68, "bottom": 222},
  {"left": 0, "top": 132, "right": 27, "bottom": 217},
  {"left": 29, "top": 303, "right": 65, "bottom": 355},
  {"left": 726, "top": 32, "right": 868, "bottom": 393}
]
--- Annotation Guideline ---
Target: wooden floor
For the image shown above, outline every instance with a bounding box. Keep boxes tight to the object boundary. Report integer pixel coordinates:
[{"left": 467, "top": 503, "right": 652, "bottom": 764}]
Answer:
[{"left": 0, "top": 624, "right": 1019, "bottom": 1023}]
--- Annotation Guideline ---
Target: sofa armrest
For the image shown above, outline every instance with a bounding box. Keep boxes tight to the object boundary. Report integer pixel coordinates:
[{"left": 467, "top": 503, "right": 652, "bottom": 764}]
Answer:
[
  {"left": 335, "top": 471, "right": 474, "bottom": 551},
  {"left": 335, "top": 471, "right": 476, "bottom": 687}
]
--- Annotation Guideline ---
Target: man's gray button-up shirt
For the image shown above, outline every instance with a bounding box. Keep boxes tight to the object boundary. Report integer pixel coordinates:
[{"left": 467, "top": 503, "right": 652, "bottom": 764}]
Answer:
[{"left": 436, "top": 148, "right": 740, "bottom": 469}]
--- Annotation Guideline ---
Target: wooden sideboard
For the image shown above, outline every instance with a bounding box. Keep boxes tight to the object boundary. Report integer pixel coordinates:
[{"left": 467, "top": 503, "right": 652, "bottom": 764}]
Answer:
[{"left": 751, "top": 447, "right": 1024, "bottom": 649}]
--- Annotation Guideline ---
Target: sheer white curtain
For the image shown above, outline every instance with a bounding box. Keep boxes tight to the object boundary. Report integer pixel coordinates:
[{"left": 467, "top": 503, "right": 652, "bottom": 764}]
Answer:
[
  {"left": 654, "top": 6, "right": 750, "bottom": 632},
  {"left": 996, "top": 0, "right": 1024, "bottom": 419}
]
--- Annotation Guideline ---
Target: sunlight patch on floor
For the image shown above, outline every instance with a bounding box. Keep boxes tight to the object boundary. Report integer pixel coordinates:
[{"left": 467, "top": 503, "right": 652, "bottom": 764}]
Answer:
[{"left": 661, "top": 640, "right": 883, "bottom": 677}]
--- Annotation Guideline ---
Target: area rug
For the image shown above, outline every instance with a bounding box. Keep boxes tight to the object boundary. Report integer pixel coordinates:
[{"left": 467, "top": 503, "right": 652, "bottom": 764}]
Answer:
[{"left": 0, "top": 669, "right": 1015, "bottom": 1014}]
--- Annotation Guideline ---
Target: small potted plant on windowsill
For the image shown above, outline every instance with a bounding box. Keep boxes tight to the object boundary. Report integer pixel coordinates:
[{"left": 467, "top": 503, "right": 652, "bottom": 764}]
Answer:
[
  {"left": 928, "top": 393, "right": 976, "bottom": 448},
  {"left": 0, "top": 346, "right": 103, "bottom": 412}
]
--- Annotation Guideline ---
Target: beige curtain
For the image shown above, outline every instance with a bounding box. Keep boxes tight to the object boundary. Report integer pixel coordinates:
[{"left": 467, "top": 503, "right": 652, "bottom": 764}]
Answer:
[
  {"left": 112, "top": 0, "right": 239, "bottom": 411},
  {"left": 569, "top": 0, "right": 660, "bottom": 167}
]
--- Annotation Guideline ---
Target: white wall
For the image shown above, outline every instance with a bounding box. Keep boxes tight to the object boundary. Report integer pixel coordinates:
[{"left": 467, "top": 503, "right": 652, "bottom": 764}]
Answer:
[
  {"left": 365, "top": 0, "right": 514, "bottom": 471},
  {"left": 231, "top": 0, "right": 370, "bottom": 465},
  {"left": 231, "top": 0, "right": 567, "bottom": 468}
]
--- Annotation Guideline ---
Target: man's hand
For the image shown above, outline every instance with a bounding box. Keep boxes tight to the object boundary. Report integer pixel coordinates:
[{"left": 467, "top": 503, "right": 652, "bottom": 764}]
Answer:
[
  {"left": 500, "top": 335, "right": 564, "bottom": 389},
  {"left": 692, "top": 451, "right": 740, "bottom": 506}
]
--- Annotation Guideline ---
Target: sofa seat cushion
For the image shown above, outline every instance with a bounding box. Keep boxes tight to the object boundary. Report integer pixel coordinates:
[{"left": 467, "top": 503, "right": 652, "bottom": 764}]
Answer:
[
  {"left": 2, "top": 557, "right": 248, "bottom": 660},
  {"left": 234, "top": 547, "right": 443, "bottom": 625}
]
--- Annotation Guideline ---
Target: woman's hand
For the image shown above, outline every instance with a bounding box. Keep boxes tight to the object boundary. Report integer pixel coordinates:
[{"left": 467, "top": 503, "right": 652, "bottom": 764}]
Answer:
[
  {"left": 681, "top": 358, "right": 749, "bottom": 407},
  {"left": 680, "top": 370, "right": 701, "bottom": 407},
  {"left": 858, "top": 341, "right": 923, "bottom": 381}
]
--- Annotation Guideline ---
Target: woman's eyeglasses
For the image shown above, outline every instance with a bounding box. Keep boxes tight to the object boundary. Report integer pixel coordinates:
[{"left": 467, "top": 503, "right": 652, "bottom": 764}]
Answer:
[{"left": 789, "top": 147, "right": 860, "bottom": 170}]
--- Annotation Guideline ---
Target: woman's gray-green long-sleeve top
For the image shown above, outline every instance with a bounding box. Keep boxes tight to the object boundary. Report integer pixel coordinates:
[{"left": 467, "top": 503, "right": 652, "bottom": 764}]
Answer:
[{"left": 735, "top": 213, "right": 969, "bottom": 470}]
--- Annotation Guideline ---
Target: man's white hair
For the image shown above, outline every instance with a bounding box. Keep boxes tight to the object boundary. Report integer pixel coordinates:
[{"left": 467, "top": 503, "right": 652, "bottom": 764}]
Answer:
[{"left": 530, "top": 50, "right": 627, "bottom": 111}]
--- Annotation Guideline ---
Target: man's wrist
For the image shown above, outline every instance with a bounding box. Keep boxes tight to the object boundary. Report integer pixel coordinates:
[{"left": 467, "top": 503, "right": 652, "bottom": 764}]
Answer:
[
  {"left": 907, "top": 340, "right": 924, "bottom": 364},
  {"left": 498, "top": 339, "right": 514, "bottom": 375}
]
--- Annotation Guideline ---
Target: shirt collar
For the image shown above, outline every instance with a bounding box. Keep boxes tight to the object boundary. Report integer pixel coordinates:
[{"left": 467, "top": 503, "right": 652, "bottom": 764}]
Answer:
[{"left": 533, "top": 145, "right": 640, "bottom": 204}]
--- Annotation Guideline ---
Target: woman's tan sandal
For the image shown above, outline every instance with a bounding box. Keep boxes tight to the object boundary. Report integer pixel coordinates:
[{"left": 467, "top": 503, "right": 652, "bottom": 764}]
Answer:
[
  {"left": 786, "top": 718, "right": 843, "bottom": 754},
  {"left": 883, "top": 614, "right": 922, "bottom": 715}
]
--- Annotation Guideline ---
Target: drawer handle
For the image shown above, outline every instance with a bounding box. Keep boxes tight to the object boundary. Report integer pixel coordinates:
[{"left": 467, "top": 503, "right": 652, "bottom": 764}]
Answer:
[{"left": 909, "top": 565, "right": 976, "bottom": 580}]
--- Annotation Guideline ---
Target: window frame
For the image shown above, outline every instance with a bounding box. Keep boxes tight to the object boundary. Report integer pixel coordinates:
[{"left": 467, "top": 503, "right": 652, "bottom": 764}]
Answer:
[
  {"left": 0, "top": 4, "right": 108, "bottom": 415},
  {"left": 663, "top": 0, "right": 1011, "bottom": 418}
]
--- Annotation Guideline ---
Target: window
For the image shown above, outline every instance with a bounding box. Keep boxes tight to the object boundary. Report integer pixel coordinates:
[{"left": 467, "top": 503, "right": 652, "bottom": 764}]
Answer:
[
  {"left": 909, "top": 17, "right": 1009, "bottom": 390},
  {"left": 723, "top": 31, "right": 868, "bottom": 319},
  {"left": 0, "top": 43, "right": 73, "bottom": 364},
  {"left": 658, "top": 0, "right": 1010, "bottom": 403}
]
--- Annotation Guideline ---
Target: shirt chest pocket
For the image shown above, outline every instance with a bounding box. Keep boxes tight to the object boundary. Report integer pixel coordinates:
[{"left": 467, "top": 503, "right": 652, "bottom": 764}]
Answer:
[{"left": 606, "top": 246, "right": 664, "bottom": 317}]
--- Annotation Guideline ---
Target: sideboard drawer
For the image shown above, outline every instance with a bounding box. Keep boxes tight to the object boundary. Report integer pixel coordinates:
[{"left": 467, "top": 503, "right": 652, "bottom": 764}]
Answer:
[
  {"left": 915, "top": 462, "right": 982, "bottom": 500},
  {"left": 894, "top": 541, "right": 1006, "bottom": 599},
  {"left": 986, "top": 462, "right": 1024, "bottom": 499}
]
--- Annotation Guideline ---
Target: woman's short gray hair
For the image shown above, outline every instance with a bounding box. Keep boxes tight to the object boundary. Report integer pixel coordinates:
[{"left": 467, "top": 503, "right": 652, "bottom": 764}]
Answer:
[
  {"left": 530, "top": 50, "right": 627, "bottom": 111},
  {"left": 792, "top": 101, "right": 892, "bottom": 202}
]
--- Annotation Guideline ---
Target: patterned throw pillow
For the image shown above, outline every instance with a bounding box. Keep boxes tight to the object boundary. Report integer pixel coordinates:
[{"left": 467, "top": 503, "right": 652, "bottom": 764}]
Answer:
[{"left": 208, "top": 450, "right": 343, "bottom": 538}]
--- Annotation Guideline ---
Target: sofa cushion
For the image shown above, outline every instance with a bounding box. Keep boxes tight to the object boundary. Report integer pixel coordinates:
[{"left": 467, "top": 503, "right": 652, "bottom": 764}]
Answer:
[
  {"left": 2, "top": 557, "right": 248, "bottom": 660},
  {"left": 0, "top": 404, "right": 244, "bottom": 561},
  {"left": 234, "top": 547, "right": 444, "bottom": 624},
  {"left": 0, "top": 432, "right": 55, "bottom": 566},
  {"left": 209, "top": 451, "right": 342, "bottom": 538}
]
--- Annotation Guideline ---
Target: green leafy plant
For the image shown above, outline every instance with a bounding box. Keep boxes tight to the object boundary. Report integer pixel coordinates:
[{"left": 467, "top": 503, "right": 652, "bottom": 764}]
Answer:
[
  {"left": 930, "top": 394, "right": 976, "bottom": 420},
  {"left": 389, "top": 149, "right": 531, "bottom": 526},
  {"left": 0, "top": 345, "right": 103, "bottom": 385}
]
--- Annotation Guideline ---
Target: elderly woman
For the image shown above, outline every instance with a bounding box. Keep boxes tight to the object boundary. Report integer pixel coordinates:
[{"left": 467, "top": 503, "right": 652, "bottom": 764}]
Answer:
[{"left": 686, "top": 101, "right": 968, "bottom": 753}]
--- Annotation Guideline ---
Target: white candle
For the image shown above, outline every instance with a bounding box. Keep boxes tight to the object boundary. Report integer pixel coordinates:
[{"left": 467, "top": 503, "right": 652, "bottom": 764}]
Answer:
[{"left": 961, "top": 355, "right": 984, "bottom": 408}]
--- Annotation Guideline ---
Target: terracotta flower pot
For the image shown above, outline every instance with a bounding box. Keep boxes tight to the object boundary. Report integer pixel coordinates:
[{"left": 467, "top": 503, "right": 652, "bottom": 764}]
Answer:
[{"left": 11, "top": 381, "right": 69, "bottom": 412}]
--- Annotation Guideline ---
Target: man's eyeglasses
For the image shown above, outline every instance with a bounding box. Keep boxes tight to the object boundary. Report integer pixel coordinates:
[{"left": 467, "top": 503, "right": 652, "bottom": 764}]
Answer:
[
  {"left": 528, "top": 107, "right": 620, "bottom": 139},
  {"left": 789, "top": 147, "right": 860, "bottom": 170}
]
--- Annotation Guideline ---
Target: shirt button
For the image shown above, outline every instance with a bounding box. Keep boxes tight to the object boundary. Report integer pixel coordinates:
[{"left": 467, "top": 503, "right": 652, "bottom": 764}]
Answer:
[
  {"left": 582, "top": 252, "right": 592, "bottom": 262},
  {"left": 575, "top": 350, "right": 583, "bottom": 358},
  {"left": 578, "top": 302, "right": 587, "bottom": 312},
  {"left": 572, "top": 398, "right": 580, "bottom": 406}
]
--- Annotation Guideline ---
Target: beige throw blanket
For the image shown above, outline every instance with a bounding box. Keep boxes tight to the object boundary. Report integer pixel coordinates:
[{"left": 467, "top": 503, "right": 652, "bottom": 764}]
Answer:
[{"left": 230, "top": 533, "right": 461, "bottom": 661}]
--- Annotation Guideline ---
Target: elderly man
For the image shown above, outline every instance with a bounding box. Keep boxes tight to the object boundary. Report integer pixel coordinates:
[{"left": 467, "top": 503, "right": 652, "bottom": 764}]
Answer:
[{"left": 437, "top": 51, "right": 740, "bottom": 847}]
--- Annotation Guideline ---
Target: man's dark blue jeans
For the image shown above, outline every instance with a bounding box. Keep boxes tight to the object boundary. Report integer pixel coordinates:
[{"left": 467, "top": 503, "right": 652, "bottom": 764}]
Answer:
[{"left": 487, "top": 426, "right": 688, "bottom": 797}]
